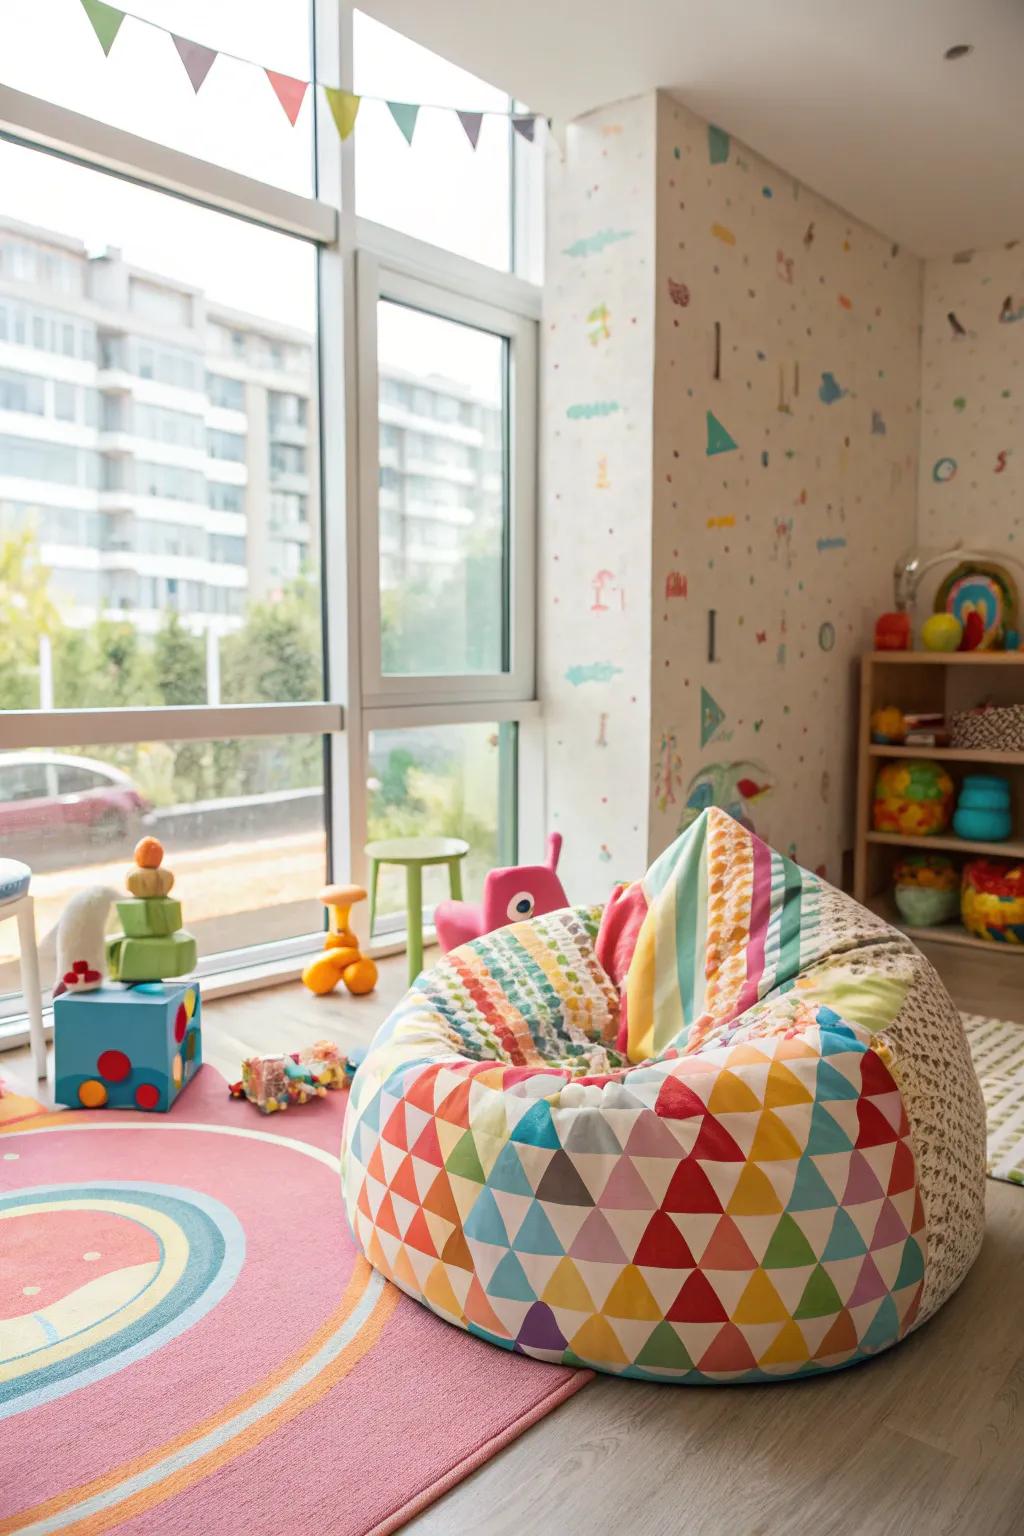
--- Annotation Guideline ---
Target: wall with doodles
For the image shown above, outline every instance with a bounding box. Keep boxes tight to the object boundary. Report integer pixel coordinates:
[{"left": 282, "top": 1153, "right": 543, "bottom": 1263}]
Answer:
[
  {"left": 648, "top": 94, "right": 922, "bottom": 882},
  {"left": 541, "top": 90, "right": 923, "bottom": 901},
  {"left": 540, "top": 92, "right": 659, "bottom": 900},
  {"left": 919, "top": 243, "right": 1024, "bottom": 560}
]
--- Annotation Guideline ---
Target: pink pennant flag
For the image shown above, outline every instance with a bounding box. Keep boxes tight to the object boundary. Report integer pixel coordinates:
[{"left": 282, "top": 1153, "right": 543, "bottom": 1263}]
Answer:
[
  {"left": 512, "top": 114, "right": 537, "bottom": 143},
  {"left": 172, "top": 34, "right": 218, "bottom": 94},
  {"left": 266, "top": 69, "right": 309, "bottom": 127},
  {"left": 457, "top": 110, "right": 484, "bottom": 150}
]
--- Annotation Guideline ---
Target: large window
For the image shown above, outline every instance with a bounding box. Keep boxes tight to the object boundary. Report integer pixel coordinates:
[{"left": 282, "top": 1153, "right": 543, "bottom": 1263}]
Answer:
[{"left": 0, "top": 2, "right": 540, "bottom": 1032}]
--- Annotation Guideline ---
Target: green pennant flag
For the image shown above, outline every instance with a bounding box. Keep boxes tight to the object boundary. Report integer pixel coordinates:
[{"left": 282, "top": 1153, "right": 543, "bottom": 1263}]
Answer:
[
  {"left": 80, "top": 0, "right": 124, "bottom": 56},
  {"left": 386, "top": 101, "right": 420, "bottom": 146},
  {"left": 323, "top": 87, "right": 361, "bottom": 141}
]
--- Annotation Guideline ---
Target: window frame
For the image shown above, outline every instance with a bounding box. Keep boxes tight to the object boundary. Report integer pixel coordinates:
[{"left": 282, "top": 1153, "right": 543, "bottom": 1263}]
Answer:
[
  {"left": 0, "top": 1, "right": 543, "bottom": 1022},
  {"left": 355, "top": 256, "right": 537, "bottom": 709}
]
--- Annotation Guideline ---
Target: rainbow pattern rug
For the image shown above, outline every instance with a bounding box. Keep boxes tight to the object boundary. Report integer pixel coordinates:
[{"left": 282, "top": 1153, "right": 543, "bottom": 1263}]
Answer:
[{"left": 0, "top": 1068, "right": 588, "bottom": 1535}]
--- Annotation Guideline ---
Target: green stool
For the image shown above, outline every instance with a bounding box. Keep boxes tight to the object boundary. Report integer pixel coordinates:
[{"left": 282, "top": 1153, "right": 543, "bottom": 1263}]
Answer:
[{"left": 365, "top": 836, "right": 470, "bottom": 985}]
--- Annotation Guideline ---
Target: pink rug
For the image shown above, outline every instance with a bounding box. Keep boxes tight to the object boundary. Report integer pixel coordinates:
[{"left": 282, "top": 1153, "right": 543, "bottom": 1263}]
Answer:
[{"left": 0, "top": 1066, "right": 589, "bottom": 1535}]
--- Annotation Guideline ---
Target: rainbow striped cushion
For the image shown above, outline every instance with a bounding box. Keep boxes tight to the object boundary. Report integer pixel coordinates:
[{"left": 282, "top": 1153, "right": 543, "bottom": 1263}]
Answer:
[{"left": 341, "top": 808, "right": 986, "bottom": 1382}]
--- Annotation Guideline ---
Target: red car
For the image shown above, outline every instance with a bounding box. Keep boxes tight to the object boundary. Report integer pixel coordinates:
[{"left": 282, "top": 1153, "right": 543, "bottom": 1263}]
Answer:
[{"left": 0, "top": 752, "right": 153, "bottom": 858}]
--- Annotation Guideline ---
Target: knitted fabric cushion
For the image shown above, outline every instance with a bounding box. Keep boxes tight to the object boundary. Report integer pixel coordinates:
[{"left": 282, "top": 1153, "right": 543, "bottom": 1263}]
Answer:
[{"left": 341, "top": 809, "right": 985, "bottom": 1382}]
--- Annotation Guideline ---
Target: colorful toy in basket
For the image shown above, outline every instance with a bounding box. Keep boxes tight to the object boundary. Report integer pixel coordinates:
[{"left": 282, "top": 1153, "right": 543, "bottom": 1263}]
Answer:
[
  {"left": 230, "top": 1040, "right": 348, "bottom": 1113},
  {"left": 302, "top": 884, "right": 378, "bottom": 996},
  {"left": 892, "top": 852, "right": 960, "bottom": 927},
  {"left": 872, "top": 759, "right": 954, "bottom": 837},
  {"left": 962, "top": 857, "right": 1024, "bottom": 943},
  {"left": 106, "top": 837, "right": 197, "bottom": 981},
  {"left": 434, "top": 833, "right": 568, "bottom": 952}
]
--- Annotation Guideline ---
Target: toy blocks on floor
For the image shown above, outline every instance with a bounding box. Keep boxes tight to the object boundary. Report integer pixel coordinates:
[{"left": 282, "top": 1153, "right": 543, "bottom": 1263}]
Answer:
[
  {"left": 54, "top": 979, "right": 202, "bottom": 1112},
  {"left": 106, "top": 838, "right": 197, "bottom": 982}
]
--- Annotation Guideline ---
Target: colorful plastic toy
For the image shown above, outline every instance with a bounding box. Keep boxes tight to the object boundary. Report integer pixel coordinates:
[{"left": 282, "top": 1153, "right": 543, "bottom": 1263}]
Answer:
[
  {"left": 953, "top": 774, "right": 1013, "bottom": 842},
  {"left": 230, "top": 1040, "right": 349, "bottom": 1113},
  {"left": 892, "top": 852, "right": 960, "bottom": 926},
  {"left": 54, "top": 978, "right": 202, "bottom": 1111},
  {"left": 301, "top": 883, "right": 379, "bottom": 996},
  {"left": 921, "top": 612, "right": 963, "bottom": 652},
  {"left": 962, "top": 857, "right": 1024, "bottom": 943},
  {"left": 874, "top": 611, "right": 911, "bottom": 651},
  {"left": 434, "top": 833, "right": 568, "bottom": 953},
  {"left": 106, "top": 838, "right": 197, "bottom": 981},
  {"left": 872, "top": 760, "right": 954, "bottom": 837},
  {"left": 870, "top": 706, "right": 907, "bottom": 745}
]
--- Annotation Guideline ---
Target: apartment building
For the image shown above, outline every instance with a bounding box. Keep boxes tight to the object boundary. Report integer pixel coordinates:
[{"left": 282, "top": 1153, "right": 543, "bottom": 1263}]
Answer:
[
  {"left": 0, "top": 216, "right": 316, "bottom": 637},
  {"left": 0, "top": 216, "right": 503, "bottom": 648}
]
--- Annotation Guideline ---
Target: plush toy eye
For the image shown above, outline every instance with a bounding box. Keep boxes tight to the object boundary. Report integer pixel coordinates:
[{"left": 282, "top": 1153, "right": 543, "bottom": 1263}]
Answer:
[{"left": 507, "top": 891, "right": 535, "bottom": 921}]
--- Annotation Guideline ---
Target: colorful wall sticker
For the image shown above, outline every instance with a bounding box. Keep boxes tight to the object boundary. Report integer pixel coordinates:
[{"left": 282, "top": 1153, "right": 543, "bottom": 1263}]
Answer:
[
  {"left": 700, "top": 686, "right": 727, "bottom": 747},
  {"left": 706, "top": 411, "right": 738, "bottom": 455},
  {"left": 565, "top": 662, "right": 624, "bottom": 686}
]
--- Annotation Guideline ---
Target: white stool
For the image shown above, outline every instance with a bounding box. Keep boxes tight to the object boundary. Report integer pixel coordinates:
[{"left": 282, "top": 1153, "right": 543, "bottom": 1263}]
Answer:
[{"left": 0, "top": 859, "right": 46, "bottom": 1080}]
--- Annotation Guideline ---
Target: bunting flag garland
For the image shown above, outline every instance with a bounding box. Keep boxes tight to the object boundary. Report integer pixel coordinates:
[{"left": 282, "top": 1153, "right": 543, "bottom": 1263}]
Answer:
[
  {"left": 80, "top": 0, "right": 123, "bottom": 56},
  {"left": 457, "top": 110, "right": 484, "bottom": 150},
  {"left": 265, "top": 70, "right": 309, "bottom": 128},
  {"left": 387, "top": 101, "right": 421, "bottom": 147},
  {"left": 76, "top": 0, "right": 545, "bottom": 149},
  {"left": 324, "top": 87, "right": 361, "bottom": 142},
  {"left": 172, "top": 35, "right": 218, "bottom": 94}
]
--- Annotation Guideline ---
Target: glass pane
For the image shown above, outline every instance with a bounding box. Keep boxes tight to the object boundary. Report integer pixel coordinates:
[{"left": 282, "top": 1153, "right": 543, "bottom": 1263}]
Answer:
[
  {"left": 4, "top": 0, "right": 314, "bottom": 194},
  {"left": 377, "top": 301, "right": 507, "bottom": 676},
  {"left": 366, "top": 722, "right": 513, "bottom": 934},
  {"left": 0, "top": 734, "right": 326, "bottom": 1004},
  {"left": 354, "top": 11, "right": 511, "bottom": 269},
  {"left": 0, "top": 143, "right": 322, "bottom": 709}
]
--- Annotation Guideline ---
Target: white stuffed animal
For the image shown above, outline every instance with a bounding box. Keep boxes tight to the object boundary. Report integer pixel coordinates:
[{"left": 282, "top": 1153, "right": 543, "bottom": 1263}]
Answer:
[{"left": 53, "top": 887, "right": 119, "bottom": 997}]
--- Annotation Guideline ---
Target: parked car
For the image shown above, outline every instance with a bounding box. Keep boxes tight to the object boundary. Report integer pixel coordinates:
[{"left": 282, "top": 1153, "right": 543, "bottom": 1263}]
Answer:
[{"left": 0, "top": 752, "right": 154, "bottom": 861}]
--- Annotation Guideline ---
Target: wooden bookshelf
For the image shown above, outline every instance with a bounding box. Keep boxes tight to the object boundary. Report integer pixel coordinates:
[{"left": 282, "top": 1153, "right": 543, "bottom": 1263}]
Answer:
[{"left": 855, "top": 649, "right": 1024, "bottom": 955}]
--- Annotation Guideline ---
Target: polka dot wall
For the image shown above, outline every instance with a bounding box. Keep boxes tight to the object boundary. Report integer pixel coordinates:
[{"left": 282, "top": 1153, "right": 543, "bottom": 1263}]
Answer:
[
  {"left": 541, "top": 91, "right": 923, "bottom": 901},
  {"left": 919, "top": 243, "right": 1024, "bottom": 553}
]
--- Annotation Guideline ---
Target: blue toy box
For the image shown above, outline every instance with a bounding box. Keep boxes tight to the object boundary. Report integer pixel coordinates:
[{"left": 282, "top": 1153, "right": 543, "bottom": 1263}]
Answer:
[{"left": 54, "top": 979, "right": 202, "bottom": 1111}]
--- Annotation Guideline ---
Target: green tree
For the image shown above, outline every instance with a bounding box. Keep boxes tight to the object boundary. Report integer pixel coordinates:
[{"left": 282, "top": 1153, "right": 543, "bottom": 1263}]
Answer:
[
  {"left": 0, "top": 530, "right": 59, "bottom": 709},
  {"left": 153, "top": 613, "right": 206, "bottom": 706},
  {"left": 221, "top": 578, "right": 320, "bottom": 704}
]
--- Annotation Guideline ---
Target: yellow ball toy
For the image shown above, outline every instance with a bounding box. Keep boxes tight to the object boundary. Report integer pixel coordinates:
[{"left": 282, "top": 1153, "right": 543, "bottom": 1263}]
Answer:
[{"left": 921, "top": 612, "right": 963, "bottom": 652}]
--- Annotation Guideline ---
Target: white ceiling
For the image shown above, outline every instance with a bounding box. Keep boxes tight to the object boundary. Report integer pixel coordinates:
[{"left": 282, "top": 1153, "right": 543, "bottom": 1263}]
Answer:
[{"left": 358, "top": 0, "right": 1024, "bottom": 257}]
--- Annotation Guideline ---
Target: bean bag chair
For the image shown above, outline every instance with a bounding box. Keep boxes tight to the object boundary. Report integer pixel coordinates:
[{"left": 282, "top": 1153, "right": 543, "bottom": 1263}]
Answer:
[{"left": 341, "top": 808, "right": 986, "bottom": 1382}]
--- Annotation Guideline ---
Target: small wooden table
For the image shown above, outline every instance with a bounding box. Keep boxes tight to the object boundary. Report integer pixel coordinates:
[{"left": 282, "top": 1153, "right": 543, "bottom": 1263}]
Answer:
[{"left": 365, "top": 836, "right": 470, "bottom": 985}]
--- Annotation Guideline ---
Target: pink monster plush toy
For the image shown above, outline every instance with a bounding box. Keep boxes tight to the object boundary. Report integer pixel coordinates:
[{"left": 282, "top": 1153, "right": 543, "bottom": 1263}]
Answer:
[{"left": 434, "top": 833, "right": 568, "bottom": 953}]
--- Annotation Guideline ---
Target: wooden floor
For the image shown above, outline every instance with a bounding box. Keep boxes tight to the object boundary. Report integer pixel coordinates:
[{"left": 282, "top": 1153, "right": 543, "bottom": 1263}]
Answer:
[{"left": 4, "top": 945, "right": 1023, "bottom": 1535}]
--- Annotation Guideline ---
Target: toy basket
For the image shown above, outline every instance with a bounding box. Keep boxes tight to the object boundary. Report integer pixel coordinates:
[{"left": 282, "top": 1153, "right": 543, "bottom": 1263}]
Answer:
[{"left": 950, "top": 703, "right": 1024, "bottom": 753}]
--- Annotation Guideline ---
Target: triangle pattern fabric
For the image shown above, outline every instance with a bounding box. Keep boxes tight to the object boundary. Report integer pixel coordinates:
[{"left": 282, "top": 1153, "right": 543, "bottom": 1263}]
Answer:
[{"left": 340, "top": 806, "right": 983, "bottom": 1384}]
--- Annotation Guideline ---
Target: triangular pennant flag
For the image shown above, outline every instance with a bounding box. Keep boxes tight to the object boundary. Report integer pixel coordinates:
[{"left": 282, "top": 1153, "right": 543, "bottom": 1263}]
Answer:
[
  {"left": 266, "top": 69, "right": 309, "bottom": 127},
  {"left": 172, "top": 35, "right": 218, "bottom": 94},
  {"left": 387, "top": 101, "right": 421, "bottom": 145},
  {"left": 80, "top": 0, "right": 123, "bottom": 56},
  {"left": 512, "top": 114, "right": 537, "bottom": 142},
  {"left": 457, "top": 110, "right": 484, "bottom": 149},
  {"left": 324, "top": 86, "right": 361, "bottom": 141}
]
